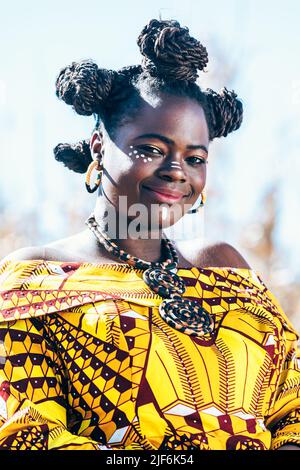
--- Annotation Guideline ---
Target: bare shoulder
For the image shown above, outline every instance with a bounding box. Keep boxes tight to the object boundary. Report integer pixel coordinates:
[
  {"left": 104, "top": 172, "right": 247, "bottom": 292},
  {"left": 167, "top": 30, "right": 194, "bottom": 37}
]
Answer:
[
  {"left": 1, "top": 230, "right": 104, "bottom": 265},
  {"left": 0, "top": 232, "right": 87, "bottom": 264},
  {"left": 1, "top": 246, "right": 46, "bottom": 263},
  {"left": 42, "top": 230, "right": 97, "bottom": 262},
  {"left": 197, "top": 241, "right": 251, "bottom": 269}
]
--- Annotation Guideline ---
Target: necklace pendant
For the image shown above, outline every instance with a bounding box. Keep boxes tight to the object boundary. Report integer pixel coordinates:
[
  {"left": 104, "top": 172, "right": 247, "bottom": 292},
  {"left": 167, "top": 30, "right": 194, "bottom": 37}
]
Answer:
[
  {"left": 158, "top": 297, "right": 214, "bottom": 337},
  {"left": 143, "top": 267, "right": 186, "bottom": 298}
]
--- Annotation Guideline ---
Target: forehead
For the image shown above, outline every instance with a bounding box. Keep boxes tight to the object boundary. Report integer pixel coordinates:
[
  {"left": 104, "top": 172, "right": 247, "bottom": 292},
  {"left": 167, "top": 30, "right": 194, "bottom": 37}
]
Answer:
[{"left": 115, "top": 94, "right": 209, "bottom": 145}]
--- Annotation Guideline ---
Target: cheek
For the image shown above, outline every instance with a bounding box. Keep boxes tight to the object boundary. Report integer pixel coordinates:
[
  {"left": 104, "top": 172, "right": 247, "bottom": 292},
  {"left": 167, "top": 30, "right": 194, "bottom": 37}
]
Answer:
[
  {"left": 105, "top": 146, "right": 156, "bottom": 179},
  {"left": 103, "top": 154, "right": 154, "bottom": 197},
  {"left": 104, "top": 150, "right": 132, "bottom": 181},
  {"left": 129, "top": 149, "right": 154, "bottom": 164},
  {"left": 123, "top": 147, "right": 158, "bottom": 177},
  {"left": 190, "top": 166, "right": 207, "bottom": 190}
]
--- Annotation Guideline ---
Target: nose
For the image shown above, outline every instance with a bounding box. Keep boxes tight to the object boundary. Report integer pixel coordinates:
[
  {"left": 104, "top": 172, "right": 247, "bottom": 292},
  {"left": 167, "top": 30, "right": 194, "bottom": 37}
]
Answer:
[{"left": 156, "top": 159, "right": 187, "bottom": 183}]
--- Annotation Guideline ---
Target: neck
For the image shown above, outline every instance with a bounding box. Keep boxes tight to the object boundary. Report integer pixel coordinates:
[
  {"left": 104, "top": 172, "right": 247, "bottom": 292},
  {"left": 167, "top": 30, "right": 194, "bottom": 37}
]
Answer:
[{"left": 93, "top": 200, "right": 165, "bottom": 264}]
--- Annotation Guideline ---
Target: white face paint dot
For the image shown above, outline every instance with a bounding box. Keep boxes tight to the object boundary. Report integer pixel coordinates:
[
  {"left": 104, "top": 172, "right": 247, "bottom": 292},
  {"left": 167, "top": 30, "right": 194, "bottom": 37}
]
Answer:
[
  {"left": 130, "top": 145, "right": 133, "bottom": 148},
  {"left": 129, "top": 152, "right": 132, "bottom": 156},
  {"left": 135, "top": 155, "right": 139, "bottom": 158},
  {"left": 133, "top": 150, "right": 138, "bottom": 154},
  {"left": 147, "top": 158, "right": 152, "bottom": 161}
]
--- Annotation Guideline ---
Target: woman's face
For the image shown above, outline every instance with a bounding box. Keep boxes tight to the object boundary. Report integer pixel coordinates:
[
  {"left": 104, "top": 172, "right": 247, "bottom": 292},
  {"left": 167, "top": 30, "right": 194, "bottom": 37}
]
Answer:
[{"left": 91, "top": 93, "right": 209, "bottom": 233}]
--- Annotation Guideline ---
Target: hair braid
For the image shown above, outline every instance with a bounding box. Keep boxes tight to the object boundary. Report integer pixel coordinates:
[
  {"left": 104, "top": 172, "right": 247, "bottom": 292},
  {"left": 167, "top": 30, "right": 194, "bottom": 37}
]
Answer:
[
  {"left": 53, "top": 140, "right": 92, "bottom": 173},
  {"left": 55, "top": 60, "right": 117, "bottom": 116},
  {"left": 137, "top": 18, "right": 208, "bottom": 82},
  {"left": 205, "top": 87, "right": 243, "bottom": 139}
]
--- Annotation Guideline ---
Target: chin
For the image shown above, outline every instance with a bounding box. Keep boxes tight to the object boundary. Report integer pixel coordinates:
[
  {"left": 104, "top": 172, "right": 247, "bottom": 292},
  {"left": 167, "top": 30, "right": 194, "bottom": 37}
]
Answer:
[
  {"left": 156, "top": 210, "right": 183, "bottom": 230},
  {"left": 126, "top": 205, "right": 185, "bottom": 236}
]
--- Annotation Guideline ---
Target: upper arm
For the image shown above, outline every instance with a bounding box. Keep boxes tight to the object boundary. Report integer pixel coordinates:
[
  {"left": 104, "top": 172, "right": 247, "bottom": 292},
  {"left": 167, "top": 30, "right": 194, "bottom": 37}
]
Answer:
[
  {"left": 0, "top": 317, "right": 101, "bottom": 449},
  {"left": 1, "top": 246, "right": 46, "bottom": 263},
  {"left": 198, "top": 242, "right": 251, "bottom": 269},
  {"left": 265, "top": 332, "right": 300, "bottom": 450}
]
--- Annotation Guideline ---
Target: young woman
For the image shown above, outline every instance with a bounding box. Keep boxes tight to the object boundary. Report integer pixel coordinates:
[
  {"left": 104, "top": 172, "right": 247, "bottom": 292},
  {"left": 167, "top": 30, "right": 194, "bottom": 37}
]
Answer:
[{"left": 0, "top": 18, "right": 299, "bottom": 450}]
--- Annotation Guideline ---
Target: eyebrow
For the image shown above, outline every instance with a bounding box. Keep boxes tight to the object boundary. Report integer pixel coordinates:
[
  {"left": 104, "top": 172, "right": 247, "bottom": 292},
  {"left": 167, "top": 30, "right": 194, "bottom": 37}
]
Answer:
[{"left": 133, "top": 133, "right": 208, "bottom": 154}]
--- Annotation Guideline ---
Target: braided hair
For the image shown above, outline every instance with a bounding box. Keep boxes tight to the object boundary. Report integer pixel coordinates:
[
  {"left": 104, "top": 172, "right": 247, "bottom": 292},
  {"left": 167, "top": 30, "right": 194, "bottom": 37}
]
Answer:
[{"left": 54, "top": 18, "right": 243, "bottom": 173}]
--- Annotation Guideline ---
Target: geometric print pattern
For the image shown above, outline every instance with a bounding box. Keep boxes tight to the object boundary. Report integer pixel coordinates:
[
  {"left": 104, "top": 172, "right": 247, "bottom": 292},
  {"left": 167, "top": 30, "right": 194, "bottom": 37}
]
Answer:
[{"left": 0, "top": 260, "right": 299, "bottom": 450}]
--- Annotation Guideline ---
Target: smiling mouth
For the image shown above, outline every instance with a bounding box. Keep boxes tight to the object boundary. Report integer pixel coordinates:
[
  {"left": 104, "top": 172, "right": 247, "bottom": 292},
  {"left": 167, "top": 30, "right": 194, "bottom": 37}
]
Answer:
[{"left": 142, "top": 186, "right": 187, "bottom": 203}]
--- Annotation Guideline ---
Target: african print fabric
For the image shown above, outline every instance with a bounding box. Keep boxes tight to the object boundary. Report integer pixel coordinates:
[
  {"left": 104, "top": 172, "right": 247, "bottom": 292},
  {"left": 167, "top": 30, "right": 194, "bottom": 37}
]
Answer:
[{"left": 0, "top": 259, "right": 299, "bottom": 450}]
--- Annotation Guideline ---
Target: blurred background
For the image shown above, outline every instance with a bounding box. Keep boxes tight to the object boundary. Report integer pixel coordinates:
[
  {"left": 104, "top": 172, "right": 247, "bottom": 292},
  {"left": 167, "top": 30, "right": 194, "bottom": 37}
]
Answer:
[{"left": 0, "top": 0, "right": 299, "bottom": 329}]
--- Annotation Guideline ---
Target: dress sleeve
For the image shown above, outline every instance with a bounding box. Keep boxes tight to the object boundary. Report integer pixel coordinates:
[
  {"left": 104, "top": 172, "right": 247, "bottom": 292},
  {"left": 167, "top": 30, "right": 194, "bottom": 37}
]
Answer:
[
  {"left": 264, "top": 322, "right": 300, "bottom": 449},
  {"left": 0, "top": 317, "right": 111, "bottom": 450}
]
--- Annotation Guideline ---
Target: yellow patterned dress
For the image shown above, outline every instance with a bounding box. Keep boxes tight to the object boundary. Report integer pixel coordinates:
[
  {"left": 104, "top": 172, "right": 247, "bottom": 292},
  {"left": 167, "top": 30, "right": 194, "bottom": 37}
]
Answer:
[{"left": 0, "top": 259, "right": 299, "bottom": 450}]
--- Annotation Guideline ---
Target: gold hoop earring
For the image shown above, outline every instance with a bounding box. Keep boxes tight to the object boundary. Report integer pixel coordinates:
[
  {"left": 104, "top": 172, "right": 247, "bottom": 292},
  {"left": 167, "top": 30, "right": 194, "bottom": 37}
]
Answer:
[
  {"left": 187, "top": 191, "right": 206, "bottom": 214},
  {"left": 85, "top": 160, "right": 103, "bottom": 194}
]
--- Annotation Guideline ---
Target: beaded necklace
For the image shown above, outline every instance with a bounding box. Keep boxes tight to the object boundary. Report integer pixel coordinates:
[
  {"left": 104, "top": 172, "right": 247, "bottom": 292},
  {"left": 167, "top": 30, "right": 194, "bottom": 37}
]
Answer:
[{"left": 85, "top": 213, "right": 214, "bottom": 337}]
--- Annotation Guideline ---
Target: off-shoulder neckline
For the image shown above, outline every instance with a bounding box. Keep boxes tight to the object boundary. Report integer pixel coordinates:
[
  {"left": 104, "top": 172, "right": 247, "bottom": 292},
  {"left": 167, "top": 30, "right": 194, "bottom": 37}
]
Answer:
[{"left": 5, "top": 258, "right": 259, "bottom": 275}]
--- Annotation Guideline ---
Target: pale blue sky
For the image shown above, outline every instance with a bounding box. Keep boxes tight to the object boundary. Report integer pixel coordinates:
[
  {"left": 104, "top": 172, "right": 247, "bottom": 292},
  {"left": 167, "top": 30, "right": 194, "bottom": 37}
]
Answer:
[{"left": 0, "top": 0, "right": 299, "bottom": 276}]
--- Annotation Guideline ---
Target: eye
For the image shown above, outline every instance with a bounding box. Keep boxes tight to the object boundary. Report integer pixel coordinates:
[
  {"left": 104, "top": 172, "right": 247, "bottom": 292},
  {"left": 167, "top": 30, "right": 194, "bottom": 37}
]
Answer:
[
  {"left": 138, "top": 145, "right": 163, "bottom": 155},
  {"left": 186, "top": 156, "right": 207, "bottom": 165}
]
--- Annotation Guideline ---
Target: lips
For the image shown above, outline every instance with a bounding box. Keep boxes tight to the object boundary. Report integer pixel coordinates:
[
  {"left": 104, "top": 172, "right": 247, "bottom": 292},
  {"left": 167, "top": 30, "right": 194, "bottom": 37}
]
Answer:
[
  {"left": 142, "top": 185, "right": 188, "bottom": 203},
  {"left": 142, "top": 185, "right": 186, "bottom": 198}
]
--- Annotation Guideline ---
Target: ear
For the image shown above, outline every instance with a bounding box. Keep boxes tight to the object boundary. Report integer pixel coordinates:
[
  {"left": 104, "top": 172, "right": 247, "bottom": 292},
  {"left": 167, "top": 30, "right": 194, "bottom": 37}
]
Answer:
[{"left": 90, "top": 130, "right": 104, "bottom": 160}]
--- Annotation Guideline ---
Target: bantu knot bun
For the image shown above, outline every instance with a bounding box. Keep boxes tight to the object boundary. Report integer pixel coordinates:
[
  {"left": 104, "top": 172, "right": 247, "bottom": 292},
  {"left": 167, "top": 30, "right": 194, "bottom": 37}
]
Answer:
[
  {"left": 55, "top": 60, "right": 117, "bottom": 116},
  {"left": 54, "top": 140, "right": 92, "bottom": 173},
  {"left": 137, "top": 18, "right": 208, "bottom": 82},
  {"left": 205, "top": 87, "right": 243, "bottom": 139}
]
